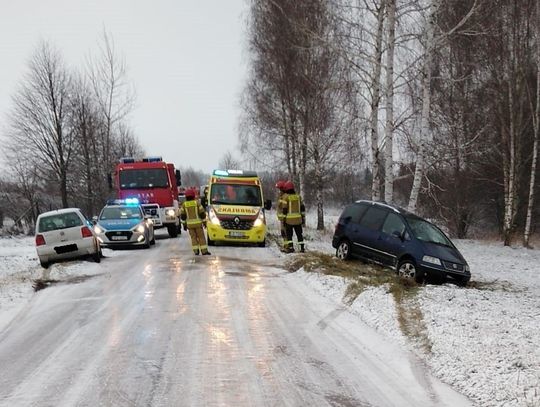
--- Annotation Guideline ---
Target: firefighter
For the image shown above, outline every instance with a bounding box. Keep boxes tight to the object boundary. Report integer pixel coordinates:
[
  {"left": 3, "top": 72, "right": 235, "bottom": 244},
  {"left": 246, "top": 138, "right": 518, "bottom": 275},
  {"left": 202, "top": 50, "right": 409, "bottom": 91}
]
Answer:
[
  {"left": 180, "top": 188, "right": 211, "bottom": 255},
  {"left": 280, "top": 181, "right": 305, "bottom": 253},
  {"left": 275, "top": 180, "right": 287, "bottom": 249}
]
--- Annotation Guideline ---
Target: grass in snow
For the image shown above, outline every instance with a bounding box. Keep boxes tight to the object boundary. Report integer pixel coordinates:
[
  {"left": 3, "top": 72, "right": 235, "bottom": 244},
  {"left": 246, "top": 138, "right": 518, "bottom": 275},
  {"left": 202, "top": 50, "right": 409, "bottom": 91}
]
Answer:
[{"left": 285, "top": 251, "right": 432, "bottom": 352}]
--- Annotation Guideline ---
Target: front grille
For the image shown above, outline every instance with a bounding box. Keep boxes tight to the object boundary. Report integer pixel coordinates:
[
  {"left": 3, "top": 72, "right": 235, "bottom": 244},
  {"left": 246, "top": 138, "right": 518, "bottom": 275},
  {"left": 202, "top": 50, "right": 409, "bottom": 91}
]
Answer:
[
  {"left": 442, "top": 261, "right": 464, "bottom": 272},
  {"left": 220, "top": 219, "right": 254, "bottom": 230},
  {"left": 105, "top": 231, "right": 133, "bottom": 240},
  {"left": 142, "top": 204, "right": 159, "bottom": 216}
]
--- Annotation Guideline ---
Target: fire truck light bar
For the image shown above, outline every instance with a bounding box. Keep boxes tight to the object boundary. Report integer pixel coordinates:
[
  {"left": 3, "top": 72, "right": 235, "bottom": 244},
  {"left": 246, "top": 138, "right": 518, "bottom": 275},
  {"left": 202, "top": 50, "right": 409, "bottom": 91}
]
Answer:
[{"left": 120, "top": 157, "right": 135, "bottom": 163}]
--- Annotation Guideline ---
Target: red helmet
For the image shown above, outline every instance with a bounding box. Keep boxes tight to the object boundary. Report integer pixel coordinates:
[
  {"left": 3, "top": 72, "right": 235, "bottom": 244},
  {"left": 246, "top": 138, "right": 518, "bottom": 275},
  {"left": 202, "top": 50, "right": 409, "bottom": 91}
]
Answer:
[
  {"left": 284, "top": 181, "right": 294, "bottom": 191},
  {"left": 185, "top": 188, "right": 196, "bottom": 198},
  {"left": 275, "top": 180, "right": 285, "bottom": 190}
]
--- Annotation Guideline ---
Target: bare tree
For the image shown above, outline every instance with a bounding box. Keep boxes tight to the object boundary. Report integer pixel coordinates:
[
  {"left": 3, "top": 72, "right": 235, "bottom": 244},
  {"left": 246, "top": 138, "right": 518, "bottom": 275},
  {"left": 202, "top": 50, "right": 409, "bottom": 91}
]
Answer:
[
  {"left": 218, "top": 151, "right": 241, "bottom": 170},
  {"left": 7, "top": 41, "right": 74, "bottom": 207},
  {"left": 383, "top": 0, "right": 397, "bottom": 203},
  {"left": 524, "top": 0, "right": 540, "bottom": 247},
  {"left": 88, "top": 30, "right": 135, "bottom": 179}
]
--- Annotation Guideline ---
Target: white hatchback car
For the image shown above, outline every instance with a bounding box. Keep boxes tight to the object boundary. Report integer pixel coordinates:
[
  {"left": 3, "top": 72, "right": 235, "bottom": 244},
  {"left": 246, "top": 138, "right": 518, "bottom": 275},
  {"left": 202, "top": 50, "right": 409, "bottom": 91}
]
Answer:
[{"left": 35, "top": 208, "right": 101, "bottom": 268}]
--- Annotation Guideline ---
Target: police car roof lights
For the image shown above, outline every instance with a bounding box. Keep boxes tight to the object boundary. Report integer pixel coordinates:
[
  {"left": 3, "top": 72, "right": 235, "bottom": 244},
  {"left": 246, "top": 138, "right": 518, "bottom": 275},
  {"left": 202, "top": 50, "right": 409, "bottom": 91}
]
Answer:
[{"left": 106, "top": 198, "right": 140, "bottom": 206}]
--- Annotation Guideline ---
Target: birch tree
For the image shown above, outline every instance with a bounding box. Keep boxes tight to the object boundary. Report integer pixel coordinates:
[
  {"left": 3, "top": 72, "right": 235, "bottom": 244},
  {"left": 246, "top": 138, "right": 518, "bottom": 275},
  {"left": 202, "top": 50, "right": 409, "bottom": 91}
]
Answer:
[
  {"left": 383, "top": 0, "right": 396, "bottom": 203},
  {"left": 524, "top": 0, "right": 540, "bottom": 248}
]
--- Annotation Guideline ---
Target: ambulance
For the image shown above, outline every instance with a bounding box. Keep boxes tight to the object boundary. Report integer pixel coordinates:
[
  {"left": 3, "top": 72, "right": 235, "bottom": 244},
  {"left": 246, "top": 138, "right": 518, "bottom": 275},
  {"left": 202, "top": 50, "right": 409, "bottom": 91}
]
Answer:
[{"left": 205, "top": 170, "right": 271, "bottom": 246}]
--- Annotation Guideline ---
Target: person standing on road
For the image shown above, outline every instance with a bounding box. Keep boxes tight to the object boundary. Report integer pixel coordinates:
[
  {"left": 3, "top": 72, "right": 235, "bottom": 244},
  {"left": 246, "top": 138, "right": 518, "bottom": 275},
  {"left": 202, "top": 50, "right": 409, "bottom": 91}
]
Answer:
[
  {"left": 180, "top": 188, "right": 211, "bottom": 255},
  {"left": 280, "top": 181, "right": 305, "bottom": 253},
  {"left": 275, "top": 180, "right": 287, "bottom": 250}
]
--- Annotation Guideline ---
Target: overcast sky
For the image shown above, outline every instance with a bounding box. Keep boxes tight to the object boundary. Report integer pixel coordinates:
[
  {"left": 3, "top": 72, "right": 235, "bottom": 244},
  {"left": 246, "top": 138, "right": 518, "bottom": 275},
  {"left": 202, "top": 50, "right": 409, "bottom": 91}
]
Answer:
[{"left": 0, "top": 0, "right": 249, "bottom": 174}]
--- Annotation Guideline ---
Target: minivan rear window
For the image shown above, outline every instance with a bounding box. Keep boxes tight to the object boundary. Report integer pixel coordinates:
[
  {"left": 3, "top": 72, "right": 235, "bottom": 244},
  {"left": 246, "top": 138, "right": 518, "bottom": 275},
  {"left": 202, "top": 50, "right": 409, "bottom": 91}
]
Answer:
[
  {"left": 359, "top": 206, "right": 388, "bottom": 231},
  {"left": 38, "top": 212, "right": 83, "bottom": 232},
  {"left": 340, "top": 203, "right": 368, "bottom": 223}
]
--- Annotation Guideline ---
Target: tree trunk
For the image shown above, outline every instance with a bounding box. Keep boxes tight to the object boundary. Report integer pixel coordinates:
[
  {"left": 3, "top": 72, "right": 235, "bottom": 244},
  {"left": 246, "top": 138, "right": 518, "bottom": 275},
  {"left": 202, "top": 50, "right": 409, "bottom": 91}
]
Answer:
[
  {"left": 314, "top": 149, "right": 324, "bottom": 231},
  {"left": 408, "top": 0, "right": 438, "bottom": 213},
  {"left": 384, "top": 0, "right": 396, "bottom": 204},
  {"left": 524, "top": 1, "right": 540, "bottom": 248},
  {"left": 370, "top": 1, "right": 385, "bottom": 201}
]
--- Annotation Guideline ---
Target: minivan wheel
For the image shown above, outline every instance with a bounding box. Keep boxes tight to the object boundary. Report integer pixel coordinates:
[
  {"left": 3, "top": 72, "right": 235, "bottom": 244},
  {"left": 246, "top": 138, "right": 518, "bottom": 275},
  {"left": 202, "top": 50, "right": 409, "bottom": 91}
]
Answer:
[
  {"left": 397, "top": 259, "right": 424, "bottom": 283},
  {"left": 336, "top": 240, "right": 351, "bottom": 260}
]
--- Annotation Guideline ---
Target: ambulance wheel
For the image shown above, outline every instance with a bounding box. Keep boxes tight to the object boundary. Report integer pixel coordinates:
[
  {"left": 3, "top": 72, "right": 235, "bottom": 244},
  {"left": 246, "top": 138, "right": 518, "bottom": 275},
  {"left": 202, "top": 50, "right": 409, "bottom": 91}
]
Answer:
[
  {"left": 257, "top": 239, "right": 266, "bottom": 248},
  {"left": 167, "top": 224, "right": 178, "bottom": 238}
]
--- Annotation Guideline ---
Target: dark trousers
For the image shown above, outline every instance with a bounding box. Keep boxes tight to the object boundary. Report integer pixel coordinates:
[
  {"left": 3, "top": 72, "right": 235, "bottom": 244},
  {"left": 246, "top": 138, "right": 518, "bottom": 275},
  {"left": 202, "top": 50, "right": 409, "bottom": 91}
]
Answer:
[{"left": 285, "top": 224, "right": 304, "bottom": 251}]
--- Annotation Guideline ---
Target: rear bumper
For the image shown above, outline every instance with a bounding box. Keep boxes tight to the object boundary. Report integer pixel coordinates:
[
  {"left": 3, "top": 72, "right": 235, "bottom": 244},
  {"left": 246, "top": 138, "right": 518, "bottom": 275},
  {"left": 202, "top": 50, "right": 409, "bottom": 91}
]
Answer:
[
  {"left": 36, "top": 237, "right": 97, "bottom": 262},
  {"left": 206, "top": 223, "right": 266, "bottom": 243}
]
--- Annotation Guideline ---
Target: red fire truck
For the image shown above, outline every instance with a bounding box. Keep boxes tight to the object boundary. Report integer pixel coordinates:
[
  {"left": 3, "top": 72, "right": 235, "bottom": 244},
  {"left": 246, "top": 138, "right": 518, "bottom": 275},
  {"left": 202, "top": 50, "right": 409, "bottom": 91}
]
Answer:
[{"left": 113, "top": 157, "right": 182, "bottom": 237}]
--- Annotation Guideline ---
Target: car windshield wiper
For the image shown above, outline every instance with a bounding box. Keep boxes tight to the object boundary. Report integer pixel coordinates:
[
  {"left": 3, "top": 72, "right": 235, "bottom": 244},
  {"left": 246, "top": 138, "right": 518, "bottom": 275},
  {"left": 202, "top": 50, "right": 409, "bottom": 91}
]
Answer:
[
  {"left": 425, "top": 240, "right": 453, "bottom": 248},
  {"left": 211, "top": 200, "right": 228, "bottom": 204}
]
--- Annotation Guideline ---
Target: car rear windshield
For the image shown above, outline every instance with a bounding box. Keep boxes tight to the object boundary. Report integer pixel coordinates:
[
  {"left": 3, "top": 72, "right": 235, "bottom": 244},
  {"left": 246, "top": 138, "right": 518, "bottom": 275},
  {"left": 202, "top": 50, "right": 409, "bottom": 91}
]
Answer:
[
  {"left": 38, "top": 212, "right": 83, "bottom": 232},
  {"left": 100, "top": 206, "right": 142, "bottom": 220},
  {"left": 209, "top": 183, "right": 262, "bottom": 206},
  {"left": 406, "top": 217, "right": 453, "bottom": 247}
]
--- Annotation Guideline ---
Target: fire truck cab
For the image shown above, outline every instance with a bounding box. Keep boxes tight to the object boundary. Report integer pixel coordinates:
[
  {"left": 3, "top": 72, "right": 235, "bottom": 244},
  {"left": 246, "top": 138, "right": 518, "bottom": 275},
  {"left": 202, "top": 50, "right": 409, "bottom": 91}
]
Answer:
[
  {"left": 205, "top": 169, "right": 271, "bottom": 246},
  {"left": 113, "top": 157, "right": 182, "bottom": 238}
]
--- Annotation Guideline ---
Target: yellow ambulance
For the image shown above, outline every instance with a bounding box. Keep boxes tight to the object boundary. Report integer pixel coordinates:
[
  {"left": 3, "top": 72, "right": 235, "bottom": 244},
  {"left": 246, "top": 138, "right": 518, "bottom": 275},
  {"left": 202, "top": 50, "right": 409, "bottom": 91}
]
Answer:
[{"left": 205, "top": 170, "right": 271, "bottom": 246}]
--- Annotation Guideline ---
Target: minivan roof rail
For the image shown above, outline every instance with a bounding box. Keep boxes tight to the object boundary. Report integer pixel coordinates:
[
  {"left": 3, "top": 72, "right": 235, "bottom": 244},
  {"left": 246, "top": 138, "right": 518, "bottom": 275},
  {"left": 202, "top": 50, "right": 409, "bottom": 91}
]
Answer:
[{"left": 355, "top": 199, "right": 400, "bottom": 213}]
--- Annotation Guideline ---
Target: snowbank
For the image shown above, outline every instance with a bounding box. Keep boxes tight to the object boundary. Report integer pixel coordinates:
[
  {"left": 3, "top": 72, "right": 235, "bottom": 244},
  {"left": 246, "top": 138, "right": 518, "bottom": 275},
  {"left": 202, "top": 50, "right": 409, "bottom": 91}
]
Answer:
[{"left": 287, "top": 231, "right": 540, "bottom": 407}]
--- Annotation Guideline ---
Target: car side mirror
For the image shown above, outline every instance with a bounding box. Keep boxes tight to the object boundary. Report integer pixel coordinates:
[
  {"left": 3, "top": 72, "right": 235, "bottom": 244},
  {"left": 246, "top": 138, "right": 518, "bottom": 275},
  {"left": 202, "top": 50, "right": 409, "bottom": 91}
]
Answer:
[
  {"left": 175, "top": 169, "right": 181, "bottom": 186},
  {"left": 92, "top": 215, "right": 98, "bottom": 225},
  {"left": 392, "top": 230, "right": 404, "bottom": 240},
  {"left": 200, "top": 196, "right": 208, "bottom": 208},
  {"left": 264, "top": 199, "right": 272, "bottom": 210},
  {"left": 342, "top": 216, "right": 352, "bottom": 224}
]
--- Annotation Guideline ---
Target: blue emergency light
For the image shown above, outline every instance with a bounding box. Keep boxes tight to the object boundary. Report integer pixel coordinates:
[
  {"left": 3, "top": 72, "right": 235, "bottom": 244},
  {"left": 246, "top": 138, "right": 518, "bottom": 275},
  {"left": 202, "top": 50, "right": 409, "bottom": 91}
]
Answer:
[
  {"left": 125, "top": 198, "right": 140, "bottom": 205},
  {"left": 106, "top": 198, "right": 140, "bottom": 206}
]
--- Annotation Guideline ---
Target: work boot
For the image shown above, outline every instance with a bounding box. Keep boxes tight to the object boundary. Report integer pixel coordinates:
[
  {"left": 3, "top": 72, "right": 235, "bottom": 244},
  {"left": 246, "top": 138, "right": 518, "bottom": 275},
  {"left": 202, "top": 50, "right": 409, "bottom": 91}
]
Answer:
[
  {"left": 194, "top": 250, "right": 200, "bottom": 255},
  {"left": 300, "top": 246, "right": 305, "bottom": 253},
  {"left": 202, "top": 251, "right": 211, "bottom": 255}
]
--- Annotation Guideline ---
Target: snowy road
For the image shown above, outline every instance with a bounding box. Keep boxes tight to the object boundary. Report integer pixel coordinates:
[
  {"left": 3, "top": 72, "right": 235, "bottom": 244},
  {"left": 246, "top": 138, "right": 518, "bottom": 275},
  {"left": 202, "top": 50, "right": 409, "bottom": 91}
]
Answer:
[{"left": 0, "top": 235, "right": 471, "bottom": 406}]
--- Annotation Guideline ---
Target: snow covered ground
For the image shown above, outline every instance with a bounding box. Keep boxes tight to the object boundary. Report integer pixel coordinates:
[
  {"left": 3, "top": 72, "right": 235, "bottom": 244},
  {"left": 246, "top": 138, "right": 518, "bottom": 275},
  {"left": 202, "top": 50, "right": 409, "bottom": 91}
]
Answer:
[
  {"left": 1, "top": 212, "right": 539, "bottom": 406},
  {"left": 270, "top": 209, "right": 540, "bottom": 407},
  {"left": 0, "top": 236, "right": 121, "bottom": 331}
]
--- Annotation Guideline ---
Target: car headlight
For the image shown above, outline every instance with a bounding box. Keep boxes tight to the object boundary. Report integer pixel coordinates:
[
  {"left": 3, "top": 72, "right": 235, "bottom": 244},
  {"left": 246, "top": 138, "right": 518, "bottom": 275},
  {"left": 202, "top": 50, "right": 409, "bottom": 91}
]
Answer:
[
  {"left": 166, "top": 209, "right": 176, "bottom": 217},
  {"left": 94, "top": 225, "right": 104, "bottom": 234},
  {"left": 422, "top": 255, "right": 441, "bottom": 266},
  {"left": 253, "top": 210, "right": 265, "bottom": 227},
  {"left": 465, "top": 264, "right": 470, "bottom": 272},
  {"left": 135, "top": 224, "right": 145, "bottom": 234},
  {"left": 209, "top": 207, "right": 220, "bottom": 225}
]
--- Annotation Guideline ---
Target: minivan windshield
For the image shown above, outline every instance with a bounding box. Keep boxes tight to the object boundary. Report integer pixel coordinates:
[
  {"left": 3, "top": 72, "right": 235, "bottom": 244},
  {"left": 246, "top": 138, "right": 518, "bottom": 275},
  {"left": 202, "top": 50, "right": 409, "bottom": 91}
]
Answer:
[
  {"left": 406, "top": 217, "right": 453, "bottom": 247},
  {"left": 210, "top": 183, "right": 262, "bottom": 206}
]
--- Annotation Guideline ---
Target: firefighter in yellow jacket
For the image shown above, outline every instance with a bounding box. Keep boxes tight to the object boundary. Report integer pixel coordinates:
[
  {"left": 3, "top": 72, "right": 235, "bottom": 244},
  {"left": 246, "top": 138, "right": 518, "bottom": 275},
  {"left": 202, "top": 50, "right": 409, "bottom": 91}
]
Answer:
[
  {"left": 180, "top": 188, "right": 211, "bottom": 255},
  {"left": 275, "top": 180, "right": 287, "bottom": 249},
  {"left": 280, "top": 181, "right": 305, "bottom": 253}
]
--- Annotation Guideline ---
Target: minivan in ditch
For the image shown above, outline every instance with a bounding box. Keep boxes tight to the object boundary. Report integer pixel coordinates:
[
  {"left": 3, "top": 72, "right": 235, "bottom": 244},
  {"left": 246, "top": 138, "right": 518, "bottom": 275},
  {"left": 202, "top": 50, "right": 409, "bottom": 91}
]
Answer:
[{"left": 332, "top": 200, "right": 471, "bottom": 285}]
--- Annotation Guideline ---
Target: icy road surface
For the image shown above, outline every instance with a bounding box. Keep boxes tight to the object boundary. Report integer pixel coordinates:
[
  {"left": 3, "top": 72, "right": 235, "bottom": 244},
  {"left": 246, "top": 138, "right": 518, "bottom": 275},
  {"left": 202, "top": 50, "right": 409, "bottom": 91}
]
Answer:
[{"left": 0, "top": 235, "right": 471, "bottom": 406}]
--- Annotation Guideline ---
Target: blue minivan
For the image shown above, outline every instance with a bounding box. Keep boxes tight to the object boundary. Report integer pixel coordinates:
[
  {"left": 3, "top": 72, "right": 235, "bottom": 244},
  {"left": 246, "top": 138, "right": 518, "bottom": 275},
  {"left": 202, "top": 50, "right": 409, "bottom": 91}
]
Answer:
[{"left": 332, "top": 200, "right": 471, "bottom": 285}]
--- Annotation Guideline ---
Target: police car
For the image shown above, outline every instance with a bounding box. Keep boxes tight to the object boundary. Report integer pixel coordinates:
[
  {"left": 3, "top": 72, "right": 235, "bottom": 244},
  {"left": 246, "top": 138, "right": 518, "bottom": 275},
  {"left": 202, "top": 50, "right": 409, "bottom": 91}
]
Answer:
[{"left": 93, "top": 199, "right": 155, "bottom": 248}]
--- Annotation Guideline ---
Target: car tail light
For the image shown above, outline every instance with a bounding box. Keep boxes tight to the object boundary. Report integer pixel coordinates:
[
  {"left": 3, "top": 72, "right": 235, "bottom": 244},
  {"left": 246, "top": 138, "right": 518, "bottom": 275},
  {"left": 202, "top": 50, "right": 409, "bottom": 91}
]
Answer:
[
  {"left": 81, "top": 226, "right": 93, "bottom": 238},
  {"left": 35, "top": 234, "right": 46, "bottom": 246}
]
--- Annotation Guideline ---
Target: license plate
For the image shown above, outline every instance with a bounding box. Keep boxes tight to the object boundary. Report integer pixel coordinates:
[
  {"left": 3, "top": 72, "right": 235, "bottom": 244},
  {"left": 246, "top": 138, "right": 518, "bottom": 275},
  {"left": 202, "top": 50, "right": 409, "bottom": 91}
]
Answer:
[
  {"left": 111, "top": 235, "right": 128, "bottom": 241},
  {"left": 229, "top": 231, "right": 245, "bottom": 238}
]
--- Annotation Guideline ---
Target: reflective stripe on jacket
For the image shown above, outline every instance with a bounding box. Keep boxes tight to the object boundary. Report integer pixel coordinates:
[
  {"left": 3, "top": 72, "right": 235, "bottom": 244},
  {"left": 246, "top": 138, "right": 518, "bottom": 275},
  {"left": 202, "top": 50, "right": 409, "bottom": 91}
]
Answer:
[
  {"left": 181, "top": 200, "right": 205, "bottom": 228},
  {"left": 277, "top": 192, "right": 285, "bottom": 221},
  {"left": 285, "top": 194, "right": 302, "bottom": 225}
]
